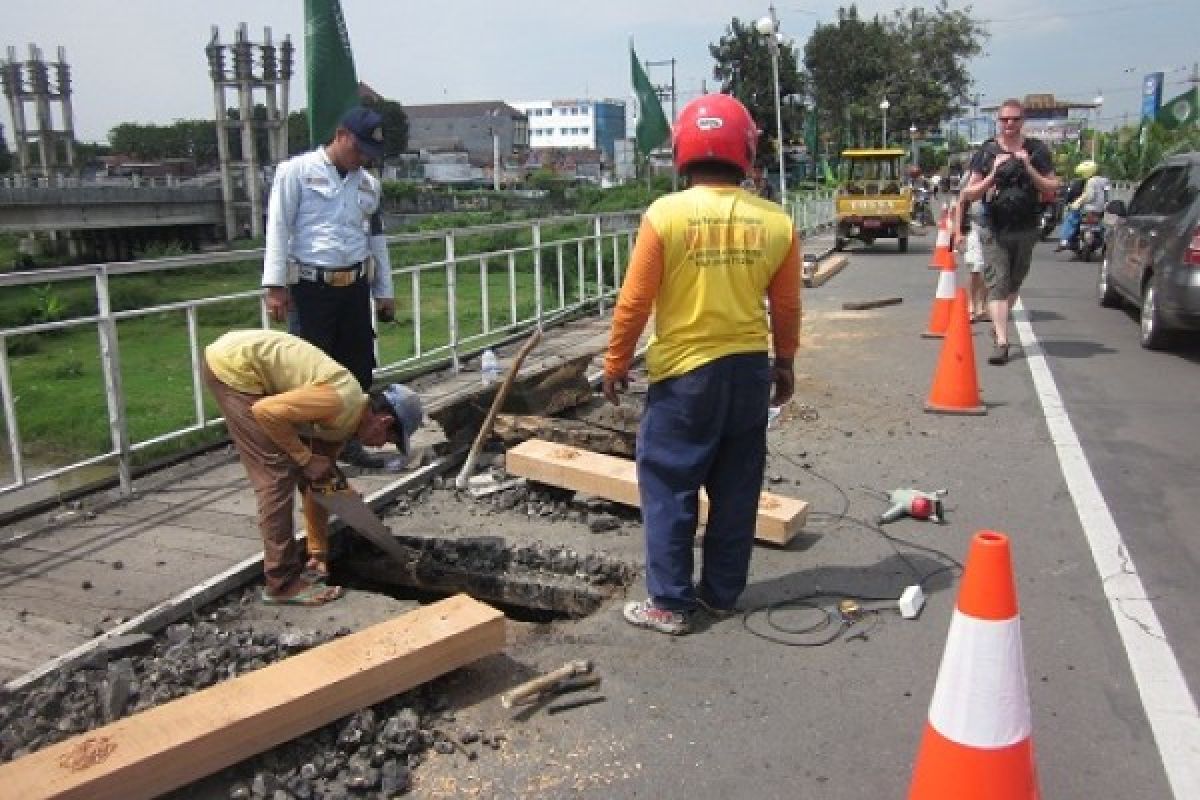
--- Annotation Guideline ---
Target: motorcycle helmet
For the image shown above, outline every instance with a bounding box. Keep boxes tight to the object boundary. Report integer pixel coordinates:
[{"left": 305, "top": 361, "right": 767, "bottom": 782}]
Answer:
[
  {"left": 673, "top": 93, "right": 758, "bottom": 176},
  {"left": 1075, "top": 160, "right": 1098, "bottom": 179}
]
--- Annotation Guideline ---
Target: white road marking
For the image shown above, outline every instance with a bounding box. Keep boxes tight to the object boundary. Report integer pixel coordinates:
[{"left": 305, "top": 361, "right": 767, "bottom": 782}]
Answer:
[{"left": 1013, "top": 301, "right": 1200, "bottom": 799}]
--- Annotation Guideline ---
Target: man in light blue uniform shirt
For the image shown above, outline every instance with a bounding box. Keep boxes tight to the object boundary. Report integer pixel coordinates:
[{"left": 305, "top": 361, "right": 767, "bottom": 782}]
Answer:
[{"left": 262, "top": 106, "right": 395, "bottom": 466}]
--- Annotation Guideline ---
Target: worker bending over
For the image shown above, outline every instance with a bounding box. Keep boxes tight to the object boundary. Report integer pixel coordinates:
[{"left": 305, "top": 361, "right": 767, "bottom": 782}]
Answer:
[{"left": 203, "top": 330, "right": 422, "bottom": 605}]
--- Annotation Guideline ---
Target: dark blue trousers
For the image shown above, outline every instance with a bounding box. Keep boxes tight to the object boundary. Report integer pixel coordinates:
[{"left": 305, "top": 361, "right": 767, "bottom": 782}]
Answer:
[
  {"left": 290, "top": 276, "right": 375, "bottom": 392},
  {"left": 636, "top": 352, "right": 771, "bottom": 611}
]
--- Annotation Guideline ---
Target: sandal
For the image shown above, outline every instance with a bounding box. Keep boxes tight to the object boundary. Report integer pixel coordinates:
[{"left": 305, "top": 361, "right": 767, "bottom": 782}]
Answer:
[
  {"left": 261, "top": 581, "right": 343, "bottom": 607},
  {"left": 988, "top": 344, "right": 1010, "bottom": 365}
]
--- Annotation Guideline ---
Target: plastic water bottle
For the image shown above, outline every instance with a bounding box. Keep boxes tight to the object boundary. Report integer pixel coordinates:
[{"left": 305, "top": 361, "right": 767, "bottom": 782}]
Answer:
[{"left": 481, "top": 348, "right": 501, "bottom": 386}]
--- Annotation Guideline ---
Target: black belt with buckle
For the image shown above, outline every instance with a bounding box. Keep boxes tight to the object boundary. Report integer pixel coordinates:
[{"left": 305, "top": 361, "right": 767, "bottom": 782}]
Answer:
[{"left": 296, "top": 262, "right": 364, "bottom": 286}]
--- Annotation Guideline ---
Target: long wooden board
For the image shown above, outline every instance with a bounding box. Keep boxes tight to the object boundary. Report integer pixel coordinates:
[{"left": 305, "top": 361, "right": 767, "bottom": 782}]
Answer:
[
  {"left": 505, "top": 438, "right": 808, "bottom": 545},
  {"left": 0, "top": 594, "right": 505, "bottom": 800}
]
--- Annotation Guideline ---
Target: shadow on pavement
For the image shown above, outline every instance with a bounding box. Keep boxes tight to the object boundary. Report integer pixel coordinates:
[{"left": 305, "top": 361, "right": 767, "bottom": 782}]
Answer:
[{"left": 1037, "top": 339, "right": 1119, "bottom": 359}]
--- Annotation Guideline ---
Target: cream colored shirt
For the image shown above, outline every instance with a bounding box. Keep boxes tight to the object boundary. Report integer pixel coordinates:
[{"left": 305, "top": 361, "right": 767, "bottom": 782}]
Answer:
[{"left": 205, "top": 330, "right": 365, "bottom": 464}]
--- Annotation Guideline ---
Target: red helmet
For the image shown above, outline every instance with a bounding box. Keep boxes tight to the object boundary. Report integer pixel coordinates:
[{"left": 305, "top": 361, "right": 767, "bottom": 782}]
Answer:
[{"left": 673, "top": 93, "right": 758, "bottom": 175}]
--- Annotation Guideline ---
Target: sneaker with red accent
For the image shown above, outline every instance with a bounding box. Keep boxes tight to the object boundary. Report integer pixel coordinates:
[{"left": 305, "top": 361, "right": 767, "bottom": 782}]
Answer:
[{"left": 622, "top": 599, "right": 692, "bottom": 635}]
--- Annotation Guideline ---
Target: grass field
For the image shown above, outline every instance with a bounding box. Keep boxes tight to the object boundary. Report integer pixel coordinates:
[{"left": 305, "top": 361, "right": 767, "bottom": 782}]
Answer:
[{"left": 1, "top": 220, "right": 620, "bottom": 471}]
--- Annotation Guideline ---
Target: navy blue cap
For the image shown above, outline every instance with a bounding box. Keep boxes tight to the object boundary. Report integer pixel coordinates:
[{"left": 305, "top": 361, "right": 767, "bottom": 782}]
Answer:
[{"left": 339, "top": 106, "right": 385, "bottom": 161}]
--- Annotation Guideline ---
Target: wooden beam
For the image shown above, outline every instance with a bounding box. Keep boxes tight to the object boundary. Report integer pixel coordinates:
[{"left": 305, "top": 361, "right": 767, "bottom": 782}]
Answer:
[
  {"left": 0, "top": 595, "right": 505, "bottom": 800},
  {"left": 505, "top": 439, "right": 808, "bottom": 546},
  {"left": 4, "top": 454, "right": 459, "bottom": 693}
]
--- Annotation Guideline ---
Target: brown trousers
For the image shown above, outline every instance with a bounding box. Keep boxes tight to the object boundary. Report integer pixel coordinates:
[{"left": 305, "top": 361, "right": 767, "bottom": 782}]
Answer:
[{"left": 202, "top": 363, "right": 338, "bottom": 593}]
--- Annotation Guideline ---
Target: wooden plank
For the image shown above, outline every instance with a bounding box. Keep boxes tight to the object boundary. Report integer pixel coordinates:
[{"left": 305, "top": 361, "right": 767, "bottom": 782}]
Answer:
[
  {"left": 841, "top": 296, "right": 903, "bottom": 311},
  {"left": 0, "top": 594, "right": 505, "bottom": 800},
  {"left": 3, "top": 453, "right": 457, "bottom": 693},
  {"left": 505, "top": 439, "right": 808, "bottom": 545}
]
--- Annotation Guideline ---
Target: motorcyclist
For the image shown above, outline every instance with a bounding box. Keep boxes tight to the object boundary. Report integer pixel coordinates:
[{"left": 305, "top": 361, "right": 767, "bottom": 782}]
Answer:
[{"left": 1057, "top": 160, "right": 1109, "bottom": 251}]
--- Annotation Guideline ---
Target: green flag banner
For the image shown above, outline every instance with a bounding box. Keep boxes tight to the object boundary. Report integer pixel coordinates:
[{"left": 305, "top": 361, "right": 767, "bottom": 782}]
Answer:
[
  {"left": 1158, "top": 87, "right": 1198, "bottom": 130},
  {"left": 306, "top": 0, "right": 359, "bottom": 148},
  {"left": 630, "top": 43, "right": 669, "bottom": 157}
]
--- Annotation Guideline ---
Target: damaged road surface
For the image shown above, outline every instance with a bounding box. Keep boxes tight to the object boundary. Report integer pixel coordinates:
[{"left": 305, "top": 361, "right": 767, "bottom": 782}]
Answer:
[{"left": 1, "top": 245, "right": 1191, "bottom": 798}]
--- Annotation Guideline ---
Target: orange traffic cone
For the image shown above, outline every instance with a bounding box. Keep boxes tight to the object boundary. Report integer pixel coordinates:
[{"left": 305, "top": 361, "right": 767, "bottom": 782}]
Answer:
[
  {"left": 909, "top": 530, "right": 1040, "bottom": 799},
  {"left": 921, "top": 245, "right": 958, "bottom": 339},
  {"left": 928, "top": 205, "right": 956, "bottom": 271},
  {"left": 925, "top": 288, "right": 985, "bottom": 415}
]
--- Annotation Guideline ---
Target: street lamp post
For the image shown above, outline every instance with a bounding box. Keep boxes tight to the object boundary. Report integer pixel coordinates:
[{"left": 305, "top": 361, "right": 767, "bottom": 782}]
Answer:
[
  {"left": 1091, "top": 92, "right": 1104, "bottom": 161},
  {"left": 645, "top": 57, "right": 678, "bottom": 189},
  {"left": 488, "top": 109, "right": 502, "bottom": 191},
  {"left": 909, "top": 124, "right": 918, "bottom": 168},
  {"left": 756, "top": 8, "right": 787, "bottom": 208},
  {"left": 880, "top": 98, "right": 890, "bottom": 147}
]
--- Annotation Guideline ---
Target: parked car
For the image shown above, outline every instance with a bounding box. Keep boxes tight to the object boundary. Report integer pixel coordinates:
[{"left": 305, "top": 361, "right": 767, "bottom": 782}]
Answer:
[{"left": 1097, "top": 152, "right": 1200, "bottom": 349}]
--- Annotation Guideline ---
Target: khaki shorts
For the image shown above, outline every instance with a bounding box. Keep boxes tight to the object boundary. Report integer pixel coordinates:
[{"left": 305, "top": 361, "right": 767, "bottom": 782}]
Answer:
[{"left": 980, "top": 226, "right": 1039, "bottom": 300}]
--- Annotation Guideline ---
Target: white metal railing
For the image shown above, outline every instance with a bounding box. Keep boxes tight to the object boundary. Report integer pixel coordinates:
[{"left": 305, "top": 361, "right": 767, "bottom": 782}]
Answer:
[
  {"left": 0, "top": 196, "right": 837, "bottom": 508},
  {"left": 789, "top": 189, "right": 838, "bottom": 236},
  {"left": 0, "top": 212, "right": 640, "bottom": 503}
]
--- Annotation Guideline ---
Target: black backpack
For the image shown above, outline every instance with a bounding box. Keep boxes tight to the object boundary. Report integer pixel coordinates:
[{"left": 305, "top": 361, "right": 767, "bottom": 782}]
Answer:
[{"left": 984, "top": 140, "right": 1041, "bottom": 231}]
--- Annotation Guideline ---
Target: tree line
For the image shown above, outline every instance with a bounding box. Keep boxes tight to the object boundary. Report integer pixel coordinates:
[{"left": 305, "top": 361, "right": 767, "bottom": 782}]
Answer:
[
  {"left": 710, "top": 1, "right": 984, "bottom": 162},
  {"left": 0, "top": 97, "right": 409, "bottom": 169},
  {"left": 109, "top": 96, "right": 408, "bottom": 165}
]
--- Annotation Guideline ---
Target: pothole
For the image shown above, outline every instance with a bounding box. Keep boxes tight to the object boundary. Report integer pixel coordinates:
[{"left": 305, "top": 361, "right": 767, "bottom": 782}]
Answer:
[{"left": 336, "top": 531, "right": 636, "bottom": 620}]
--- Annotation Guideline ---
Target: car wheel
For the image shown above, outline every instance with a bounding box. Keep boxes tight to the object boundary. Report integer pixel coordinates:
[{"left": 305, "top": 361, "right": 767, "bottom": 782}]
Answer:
[
  {"left": 1139, "top": 280, "right": 1174, "bottom": 350},
  {"left": 1081, "top": 245, "right": 1093, "bottom": 263},
  {"left": 898, "top": 237, "right": 908, "bottom": 253},
  {"left": 1097, "top": 256, "right": 1121, "bottom": 308},
  {"left": 834, "top": 236, "right": 846, "bottom": 252}
]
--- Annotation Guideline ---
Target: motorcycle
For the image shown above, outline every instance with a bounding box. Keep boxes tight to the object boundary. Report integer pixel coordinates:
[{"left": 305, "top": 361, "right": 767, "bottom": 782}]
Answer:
[
  {"left": 1038, "top": 187, "right": 1063, "bottom": 240},
  {"left": 912, "top": 187, "right": 935, "bottom": 226},
  {"left": 1073, "top": 206, "right": 1106, "bottom": 262}
]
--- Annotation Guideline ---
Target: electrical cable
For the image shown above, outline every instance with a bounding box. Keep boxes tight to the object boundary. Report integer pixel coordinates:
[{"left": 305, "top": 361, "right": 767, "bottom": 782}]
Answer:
[{"left": 744, "top": 450, "right": 964, "bottom": 647}]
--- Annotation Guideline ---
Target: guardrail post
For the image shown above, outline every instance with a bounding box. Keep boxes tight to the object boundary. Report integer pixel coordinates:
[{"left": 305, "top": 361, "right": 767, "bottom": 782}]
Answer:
[
  {"left": 445, "top": 231, "right": 460, "bottom": 373},
  {"left": 0, "top": 338, "right": 25, "bottom": 486},
  {"left": 555, "top": 243, "right": 566, "bottom": 310},
  {"left": 95, "top": 266, "right": 133, "bottom": 496},
  {"left": 532, "top": 222, "right": 544, "bottom": 327},
  {"left": 186, "top": 307, "right": 205, "bottom": 427},
  {"left": 593, "top": 215, "right": 605, "bottom": 315},
  {"left": 576, "top": 240, "right": 586, "bottom": 306},
  {"left": 480, "top": 256, "right": 491, "bottom": 335}
]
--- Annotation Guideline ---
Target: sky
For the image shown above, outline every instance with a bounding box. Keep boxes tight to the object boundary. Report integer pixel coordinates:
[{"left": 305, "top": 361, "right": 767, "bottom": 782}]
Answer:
[{"left": 4, "top": 0, "right": 1198, "bottom": 144}]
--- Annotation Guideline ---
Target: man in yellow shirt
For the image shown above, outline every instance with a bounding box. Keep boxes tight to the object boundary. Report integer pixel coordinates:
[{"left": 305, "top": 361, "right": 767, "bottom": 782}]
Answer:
[
  {"left": 603, "top": 94, "right": 802, "bottom": 635},
  {"left": 203, "top": 330, "right": 422, "bottom": 605}
]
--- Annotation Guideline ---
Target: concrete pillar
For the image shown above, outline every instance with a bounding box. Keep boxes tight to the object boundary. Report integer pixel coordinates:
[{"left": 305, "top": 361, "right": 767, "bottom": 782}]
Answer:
[
  {"left": 56, "top": 47, "right": 76, "bottom": 171},
  {"left": 234, "top": 24, "right": 262, "bottom": 239},
  {"left": 28, "top": 45, "right": 53, "bottom": 178},
  {"left": 207, "top": 27, "right": 237, "bottom": 241},
  {"left": 261, "top": 28, "right": 282, "bottom": 167},
  {"left": 279, "top": 36, "right": 294, "bottom": 160},
  {"left": 2, "top": 51, "right": 31, "bottom": 175}
]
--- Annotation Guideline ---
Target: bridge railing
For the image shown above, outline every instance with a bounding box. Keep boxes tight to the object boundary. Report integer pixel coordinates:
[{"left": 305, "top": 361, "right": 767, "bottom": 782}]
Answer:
[
  {"left": 0, "top": 197, "right": 837, "bottom": 508},
  {"left": 0, "top": 212, "right": 640, "bottom": 503}
]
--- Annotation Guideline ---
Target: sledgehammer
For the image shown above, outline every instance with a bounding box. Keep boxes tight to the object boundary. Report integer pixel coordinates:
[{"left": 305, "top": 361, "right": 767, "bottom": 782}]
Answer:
[{"left": 501, "top": 659, "right": 593, "bottom": 708}]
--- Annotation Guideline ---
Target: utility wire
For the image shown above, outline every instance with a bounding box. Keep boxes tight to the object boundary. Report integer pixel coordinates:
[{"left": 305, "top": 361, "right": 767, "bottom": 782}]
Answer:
[{"left": 744, "top": 453, "right": 963, "bottom": 647}]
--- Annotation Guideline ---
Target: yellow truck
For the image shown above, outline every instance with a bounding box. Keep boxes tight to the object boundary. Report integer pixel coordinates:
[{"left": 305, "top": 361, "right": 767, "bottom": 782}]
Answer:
[{"left": 834, "top": 148, "right": 912, "bottom": 252}]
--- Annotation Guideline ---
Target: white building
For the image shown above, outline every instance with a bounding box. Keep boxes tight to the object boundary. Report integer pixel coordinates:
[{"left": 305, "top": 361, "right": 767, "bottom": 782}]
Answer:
[{"left": 509, "top": 99, "right": 627, "bottom": 161}]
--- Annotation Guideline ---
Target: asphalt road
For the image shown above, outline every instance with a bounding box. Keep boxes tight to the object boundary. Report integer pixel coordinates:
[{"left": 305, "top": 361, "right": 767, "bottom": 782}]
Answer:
[
  {"left": 413, "top": 231, "right": 1198, "bottom": 799},
  {"left": 1019, "top": 245, "right": 1200, "bottom": 696}
]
